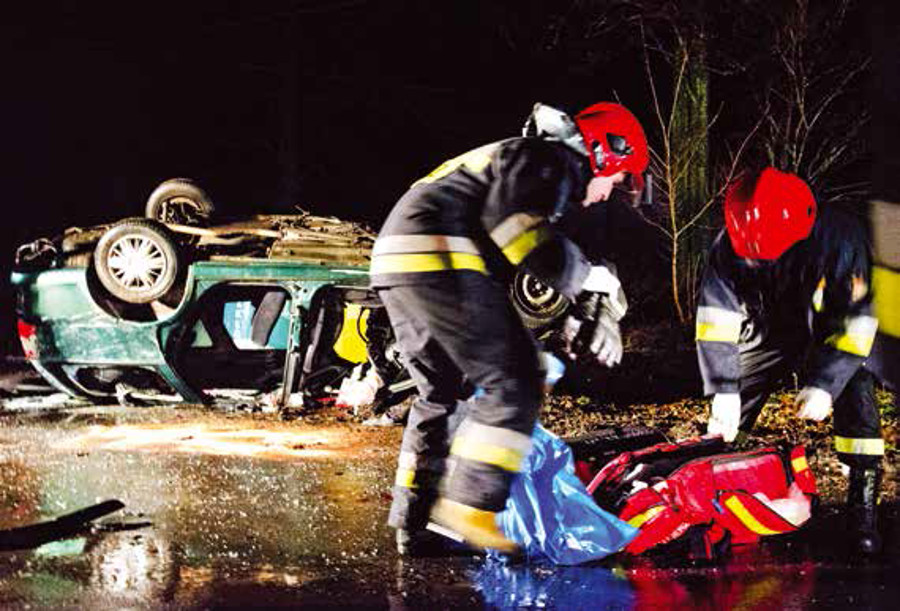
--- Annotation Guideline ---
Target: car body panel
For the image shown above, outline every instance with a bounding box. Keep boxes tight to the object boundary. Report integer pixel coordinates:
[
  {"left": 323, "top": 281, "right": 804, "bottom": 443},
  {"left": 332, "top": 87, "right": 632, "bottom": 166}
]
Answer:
[{"left": 12, "top": 257, "right": 372, "bottom": 404}]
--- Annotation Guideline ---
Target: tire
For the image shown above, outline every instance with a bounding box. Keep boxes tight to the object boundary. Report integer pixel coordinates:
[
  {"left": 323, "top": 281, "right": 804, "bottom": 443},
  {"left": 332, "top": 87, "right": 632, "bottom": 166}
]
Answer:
[
  {"left": 93, "top": 219, "right": 181, "bottom": 304},
  {"left": 145, "top": 178, "right": 214, "bottom": 226},
  {"left": 510, "top": 269, "right": 570, "bottom": 332}
]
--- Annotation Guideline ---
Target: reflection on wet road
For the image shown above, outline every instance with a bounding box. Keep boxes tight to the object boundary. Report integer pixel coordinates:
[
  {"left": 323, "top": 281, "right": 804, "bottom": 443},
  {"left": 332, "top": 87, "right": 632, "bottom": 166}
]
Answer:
[{"left": 1, "top": 406, "right": 896, "bottom": 609}]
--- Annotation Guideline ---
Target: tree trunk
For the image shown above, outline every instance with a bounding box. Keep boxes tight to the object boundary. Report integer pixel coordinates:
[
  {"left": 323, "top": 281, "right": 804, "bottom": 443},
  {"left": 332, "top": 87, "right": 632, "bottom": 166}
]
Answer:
[{"left": 671, "top": 33, "right": 710, "bottom": 322}]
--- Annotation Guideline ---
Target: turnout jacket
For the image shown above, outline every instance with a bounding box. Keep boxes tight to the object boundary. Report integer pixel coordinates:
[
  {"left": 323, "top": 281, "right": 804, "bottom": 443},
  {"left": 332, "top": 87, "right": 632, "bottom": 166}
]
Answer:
[
  {"left": 696, "top": 206, "right": 878, "bottom": 399},
  {"left": 370, "top": 137, "right": 594, "bottom": 300}
]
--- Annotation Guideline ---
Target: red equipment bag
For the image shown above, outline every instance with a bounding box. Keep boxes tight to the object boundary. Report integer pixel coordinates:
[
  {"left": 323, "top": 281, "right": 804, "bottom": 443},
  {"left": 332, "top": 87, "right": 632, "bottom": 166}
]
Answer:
[{"left": 579, "top": 435, "right": 817, "bottom": 559}]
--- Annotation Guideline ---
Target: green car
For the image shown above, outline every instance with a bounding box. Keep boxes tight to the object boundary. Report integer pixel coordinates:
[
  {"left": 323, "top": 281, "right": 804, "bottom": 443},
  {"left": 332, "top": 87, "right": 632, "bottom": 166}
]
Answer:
[{"left": 12, "top": 180, "right": 570, "bottom": 409}]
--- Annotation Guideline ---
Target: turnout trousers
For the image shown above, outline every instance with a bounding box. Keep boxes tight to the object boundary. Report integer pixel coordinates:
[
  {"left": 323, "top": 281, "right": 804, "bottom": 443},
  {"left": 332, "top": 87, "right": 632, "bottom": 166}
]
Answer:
[
  {"left": 378, "top": 274, "right": 543, "bottom": 530},
  {"left": 737, "top": 326, "right": 885, "bottom": 469}
]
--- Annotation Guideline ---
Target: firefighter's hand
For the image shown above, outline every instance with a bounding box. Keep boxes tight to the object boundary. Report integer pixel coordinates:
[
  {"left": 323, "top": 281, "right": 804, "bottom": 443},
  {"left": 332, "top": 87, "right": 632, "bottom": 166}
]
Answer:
[
  {"left": 560, "top": 310, "right": 622, "bottom": 367},
  {"left": 585, "top": 309, "right": 623, "bottom": 368},
  {"left": 707, "top": 393, "right": 741, "bottom": 442},
  {"left": 795, "top": 386, "right": 833, "bottom": 421}
]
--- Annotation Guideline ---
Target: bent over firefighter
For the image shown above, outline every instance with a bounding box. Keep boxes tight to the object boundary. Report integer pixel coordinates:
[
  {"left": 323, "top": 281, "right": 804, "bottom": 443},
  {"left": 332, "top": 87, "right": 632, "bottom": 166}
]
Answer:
[
  {"left": 696, "top": 167, "right": 885, "bottom": 555},
  {"left": 370, "top": 102, "right": 648, "bottom": 555}
]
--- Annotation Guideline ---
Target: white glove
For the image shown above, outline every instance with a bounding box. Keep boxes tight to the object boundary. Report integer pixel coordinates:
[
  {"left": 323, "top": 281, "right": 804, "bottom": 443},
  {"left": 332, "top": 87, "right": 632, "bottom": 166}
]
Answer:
[
  {"left": 707, "top": 393, "right": 742, "bottom": 442},
  {"left": 795, "top": 386, "right": 833, "bottom": 421},
  {"left": 588, "top": 310, "right": 623, "bottom": 367}
]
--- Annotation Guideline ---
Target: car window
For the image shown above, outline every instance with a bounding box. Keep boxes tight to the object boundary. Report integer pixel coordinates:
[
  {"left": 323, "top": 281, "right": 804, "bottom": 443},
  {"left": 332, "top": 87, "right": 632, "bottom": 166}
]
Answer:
[{"left": 222, "top": 297, "right": 291, "bottom": 350}]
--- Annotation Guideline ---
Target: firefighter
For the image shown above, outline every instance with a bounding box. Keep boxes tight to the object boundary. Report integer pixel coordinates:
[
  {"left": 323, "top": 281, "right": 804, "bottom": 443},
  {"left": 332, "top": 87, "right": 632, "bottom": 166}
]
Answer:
[
  {"left": 868, "top": 0, "right": 900, "bottom": 392},
  {"left": 697, "top": 167, "right": 885, "bottom": 555},
  {"left": 371, "top": 102, "right": 647, "bottom": 555}
]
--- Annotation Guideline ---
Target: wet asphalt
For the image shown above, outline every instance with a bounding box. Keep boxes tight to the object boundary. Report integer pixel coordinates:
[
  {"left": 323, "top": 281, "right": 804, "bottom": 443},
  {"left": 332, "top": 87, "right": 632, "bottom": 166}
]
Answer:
[{"left": 0, "top": 404, "right": 897, "bottom": 610}]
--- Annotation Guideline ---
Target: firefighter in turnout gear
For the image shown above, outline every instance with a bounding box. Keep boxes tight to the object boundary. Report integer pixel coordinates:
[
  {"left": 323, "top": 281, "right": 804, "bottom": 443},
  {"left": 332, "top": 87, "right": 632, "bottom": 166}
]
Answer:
[
  {"left": 372, "top": 102, "right": 647, "bottom": 555},
  {"left": 696, "top": 167, "right": 885, "bottom": 555}
]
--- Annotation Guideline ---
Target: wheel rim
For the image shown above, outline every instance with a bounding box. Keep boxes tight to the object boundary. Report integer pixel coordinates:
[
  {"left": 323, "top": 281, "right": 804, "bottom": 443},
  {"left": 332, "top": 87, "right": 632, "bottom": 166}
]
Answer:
[
  {"left": 107, "top": 234, "right": 169, "bottom": 293},
  {"left": 515, "top": 273, "right": 565, "bottom": 315}
]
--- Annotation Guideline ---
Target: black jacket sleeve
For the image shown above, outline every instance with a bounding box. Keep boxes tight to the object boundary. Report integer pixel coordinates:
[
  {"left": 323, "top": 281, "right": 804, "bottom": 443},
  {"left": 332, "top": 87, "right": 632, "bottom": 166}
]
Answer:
[
  {"left": 804, "top": 214, "right": 877, "bottom": 398},
  {"left": 695, "top": 232, "right": 745, "bottom": 395},
  {"left": 481, "top": 139, "right": 592, "bottom": 300}
]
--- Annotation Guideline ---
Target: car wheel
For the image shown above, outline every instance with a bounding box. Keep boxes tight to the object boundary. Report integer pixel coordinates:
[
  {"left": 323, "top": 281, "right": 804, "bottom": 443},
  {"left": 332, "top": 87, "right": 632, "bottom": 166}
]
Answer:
[
  {"left": 510, "top": 269, "right": 570, "bottom": 332},
  {"left": 145, "top": 178, "right": 214, "bottom": 226},
  {"left": 93, "top": 219, "right": 181, "bottom": 304}
]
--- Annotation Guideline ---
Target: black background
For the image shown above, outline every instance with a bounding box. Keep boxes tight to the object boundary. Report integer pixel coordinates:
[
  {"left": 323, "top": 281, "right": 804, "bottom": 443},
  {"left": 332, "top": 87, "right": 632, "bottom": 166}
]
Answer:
[{"left": 0, "top": 1, "right": 871, "bottom": 355}]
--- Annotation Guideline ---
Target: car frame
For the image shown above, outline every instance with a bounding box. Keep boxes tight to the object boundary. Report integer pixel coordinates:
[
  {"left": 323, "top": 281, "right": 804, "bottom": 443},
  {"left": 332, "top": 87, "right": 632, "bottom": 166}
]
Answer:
[{"left": 11, "top": 179, "right": 571, "bottom": 409}]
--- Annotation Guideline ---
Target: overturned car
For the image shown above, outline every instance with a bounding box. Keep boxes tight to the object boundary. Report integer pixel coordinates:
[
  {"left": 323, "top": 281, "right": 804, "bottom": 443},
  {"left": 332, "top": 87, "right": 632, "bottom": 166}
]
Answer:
[{"left": 12, "top": 179, "right": 570, "bottom": 409}]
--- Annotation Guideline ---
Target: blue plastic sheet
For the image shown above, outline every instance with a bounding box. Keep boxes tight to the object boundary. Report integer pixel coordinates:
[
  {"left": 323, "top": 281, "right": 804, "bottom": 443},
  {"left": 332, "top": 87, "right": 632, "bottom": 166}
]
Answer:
[
  {"left": 472, "top": 561, "right": 635, "bottom": 610},
  {"left": 494, "top": 424, "right": 638, "bottom": 565}
]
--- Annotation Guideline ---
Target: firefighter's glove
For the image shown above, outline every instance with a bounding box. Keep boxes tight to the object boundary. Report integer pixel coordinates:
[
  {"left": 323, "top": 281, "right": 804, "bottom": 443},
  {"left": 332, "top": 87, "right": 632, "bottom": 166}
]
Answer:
[
  {"left": 707, "top": 393, "right": 741, "bottom": 442},
  {"left": 795, "top": 386, "right": 833, "bottom": 421},
  {"left": 562, "top": 293, "right": 623, "bottom": 368}
]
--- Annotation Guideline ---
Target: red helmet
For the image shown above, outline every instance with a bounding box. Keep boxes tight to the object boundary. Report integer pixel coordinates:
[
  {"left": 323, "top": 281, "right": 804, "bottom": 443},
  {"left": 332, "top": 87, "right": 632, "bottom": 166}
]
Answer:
[
  {"left": 574, "top": 103, "right": 649, "bottom": 188},
  {"left": 724, "top": 167, "right": 817, "bottom": 260}
]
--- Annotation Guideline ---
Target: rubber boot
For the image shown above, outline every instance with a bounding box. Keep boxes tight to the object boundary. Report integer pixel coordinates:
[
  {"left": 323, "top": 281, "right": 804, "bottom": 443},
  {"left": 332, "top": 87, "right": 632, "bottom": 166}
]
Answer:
[
  {"left": 428, "top": 498, "right": 518, "bottom": 553},
  {"left": 847, "top": 468, "right": 882, "bottom": 555}
]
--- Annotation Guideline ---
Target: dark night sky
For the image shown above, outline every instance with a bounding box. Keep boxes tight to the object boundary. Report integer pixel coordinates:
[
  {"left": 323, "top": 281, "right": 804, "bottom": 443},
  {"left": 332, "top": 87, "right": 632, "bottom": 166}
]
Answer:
[
  {"left": 0, "top": 1, "right": 870, "bottom": 355},
  {"left": 2, "top": 1, "right": 650, "bottom": 352}
]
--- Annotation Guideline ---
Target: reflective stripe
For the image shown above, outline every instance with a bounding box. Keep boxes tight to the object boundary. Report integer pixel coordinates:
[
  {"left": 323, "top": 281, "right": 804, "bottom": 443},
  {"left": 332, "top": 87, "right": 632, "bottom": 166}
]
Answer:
[
  {"left": 501, "top": 225, "right": 554, "bottom": 265},
  {"left": 812, "top": 277, "right": 826, "bottom": 313},
  {"left": 489, "top": 214, "right": 553, "bottom": 266},
  {"left": 395, "top": 468, "right": 417, "bottom": 489},
  {"left": 370, "top": 252, "right": 487, "bottom": 275},
  {"left": 490, "top": 213, "right": 544, "bottom": 247},
  {"left": 397, "top": 451, "right": 445, "bottom": 472},
  {"left": 791, "top": 455, "right": 809, "bottom": 473},
  {"left": 412, "top": 144, "right": 495, "bottom": 186},
  {"left": 450, "top": 421, "right": 532, "bottom": 473},
  {"left": 373, "top": 234, "right": 480, "bottom": 256},
  {"left": 834, "top": 436, "right": 885, "bottom": 456},
  {"left": 695, "top": 306, "right": 743, "bottom": 343},
  {"left": 870, "top": 200, "right": 900, "bottom": 268},
  {"left": 873, "top": 265, "right": 900, "bottom": 339},
  {"left": 627, "top": 505, "right": 666, "bottom": 528},
  {"left": 723, "top": 496, "right": 781, "bottom": 535},
  {"left": 825, "top": 315, "right": 878, "bottom": 357}
]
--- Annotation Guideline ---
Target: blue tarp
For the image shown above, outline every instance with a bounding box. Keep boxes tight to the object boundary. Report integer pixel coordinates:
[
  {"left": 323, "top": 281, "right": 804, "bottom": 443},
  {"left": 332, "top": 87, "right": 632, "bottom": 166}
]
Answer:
[{"left": 494, "top": 424, "right": 638, "bottom": 565}]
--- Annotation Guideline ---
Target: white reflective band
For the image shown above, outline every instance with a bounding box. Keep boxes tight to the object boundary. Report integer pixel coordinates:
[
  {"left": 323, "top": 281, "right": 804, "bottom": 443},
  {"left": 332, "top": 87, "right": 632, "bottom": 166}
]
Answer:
[
  {"left": 826, "top": 315, "right": 879, "bottom": 357},
  {"left": 450, "top": 420, "right": 533, "bottom": 472},
  {"left": 835, "top": 436, "right": 885, "bottom": 456},
  {"left": 695, "top": 306, "right": 743, "bottom": 343},
  {"left": 812, "top": 277, "right": 826, "bottom": 313},
  {"left": 373, "top": 234, "right": 481, "bottom": 256},
  {"left": 870, "top": 200, "right": 900, "bottom": 268},
  {"left": 397, "top": 451, "right": 445, "bottom": 473},
  {"left": 489, "top": 213, "right": 546, "bottom": 249},
  {"left": 455, "top": 421, "right": 533, "bottom": 454}
]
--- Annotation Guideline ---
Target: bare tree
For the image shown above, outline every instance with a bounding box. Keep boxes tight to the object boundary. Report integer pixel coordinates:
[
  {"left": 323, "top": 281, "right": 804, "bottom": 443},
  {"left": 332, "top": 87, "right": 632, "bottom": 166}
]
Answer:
[{"left": 757, "top": 0, "right": 870, "bottom": 202}]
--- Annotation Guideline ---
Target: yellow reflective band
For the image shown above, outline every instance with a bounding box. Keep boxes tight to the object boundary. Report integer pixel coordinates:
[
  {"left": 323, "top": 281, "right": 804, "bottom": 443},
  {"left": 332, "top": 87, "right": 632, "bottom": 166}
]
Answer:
[
  {"left": 451, "top": 437, "right": 525, "bottom": 472},
  {"left": 812, "top": 277, "right": 826, "bottom": 313},
  {"left": 834, "top": 436, "right": 885, "bottom": 456},
  {"left": 395, "top": 468, "right": 417, "bottom": 489},
  {"left": 873, "top": 265, "right": 900, "bottom": 339},
  {"left": 412, "top": 144, "right": 495, "bottom": 186},
  {"left": 695, "top": 306, "right": 743, "bottom": 343},
  {"left": 370, "top": 252, "right": 488, "bottom": 275},
  {"left": 826, "top": 315, "right": 879, "bottom": 357},
  {"left": 723, "top": 496, "right": 781, "bottom": 535},
  {"left": 627, "top": 505, "right": 665, "bottom": 528},
  {"left": 501, "top": 225, "right": 553, "bottom": 265},
  {"left": 791, "top": 455, "right": 809, "bottom": 473},
  {"left": 490, "top": 212, "right": 545, "bottom": 247}
]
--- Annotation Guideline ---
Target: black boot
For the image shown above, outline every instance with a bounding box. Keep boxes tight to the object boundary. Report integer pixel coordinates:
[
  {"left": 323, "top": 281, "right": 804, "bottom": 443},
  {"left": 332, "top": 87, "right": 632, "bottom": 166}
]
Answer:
[{"left": 847, "top": 468, "right": 882, "bottom": 556}]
